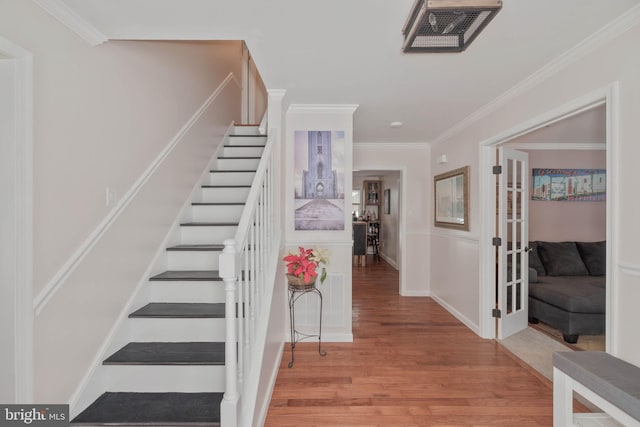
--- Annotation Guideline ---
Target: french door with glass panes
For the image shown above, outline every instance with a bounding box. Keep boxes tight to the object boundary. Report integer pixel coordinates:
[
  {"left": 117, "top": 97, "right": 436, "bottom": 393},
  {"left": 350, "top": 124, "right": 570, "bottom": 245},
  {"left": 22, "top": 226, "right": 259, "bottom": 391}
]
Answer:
[{"left": 496, "top": 148, "right": 529, "bottom": 339}]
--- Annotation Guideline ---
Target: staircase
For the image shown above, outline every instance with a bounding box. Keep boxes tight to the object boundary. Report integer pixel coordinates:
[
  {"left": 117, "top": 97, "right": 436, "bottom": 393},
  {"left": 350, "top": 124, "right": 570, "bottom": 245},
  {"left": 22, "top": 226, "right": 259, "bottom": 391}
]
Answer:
[{"left": 71, "top": 125, "right": 267, "bottom": 426}]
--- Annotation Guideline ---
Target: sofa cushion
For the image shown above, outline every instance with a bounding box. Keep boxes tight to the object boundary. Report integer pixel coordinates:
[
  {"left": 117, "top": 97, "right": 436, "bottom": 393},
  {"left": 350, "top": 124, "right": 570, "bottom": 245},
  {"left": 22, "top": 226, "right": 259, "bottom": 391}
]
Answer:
[
  {"left": 576, "top": 241, "right": 606, "bottom": 276},
  {"left": 537, "top": 242, "right": 589, "bottom": 276},
  {"left": 529, "top": 278, "right": 606, "bottom": 313},
  {"left": 528, "top": 241, "right": 546, "bottom": 276}
]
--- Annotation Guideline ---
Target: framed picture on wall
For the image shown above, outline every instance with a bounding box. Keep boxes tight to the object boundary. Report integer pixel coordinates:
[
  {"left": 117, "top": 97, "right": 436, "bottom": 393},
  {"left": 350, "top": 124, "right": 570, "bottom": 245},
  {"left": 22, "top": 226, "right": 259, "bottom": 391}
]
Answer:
[
  {"left": 293, "top": 130, "right": 345, "bottom": 230},
  {"left": 384, "top": 189, "right": 390, "bottom": 214},
  {"left": 434, "top": 166, "right": 469, "bottom": 231}
]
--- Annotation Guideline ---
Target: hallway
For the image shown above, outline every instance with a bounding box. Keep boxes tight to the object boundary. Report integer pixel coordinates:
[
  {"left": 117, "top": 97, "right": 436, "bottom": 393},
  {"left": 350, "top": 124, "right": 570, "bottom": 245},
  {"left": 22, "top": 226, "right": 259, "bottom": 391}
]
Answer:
[{"left": 265, "top": 260, "right": 580, "bottom": 425}]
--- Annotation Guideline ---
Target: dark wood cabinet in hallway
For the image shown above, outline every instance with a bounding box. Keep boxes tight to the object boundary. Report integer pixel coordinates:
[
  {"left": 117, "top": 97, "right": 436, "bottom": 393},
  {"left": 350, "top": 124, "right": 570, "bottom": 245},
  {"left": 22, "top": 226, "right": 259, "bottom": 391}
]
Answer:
[{"left": 265, "top": 259, "right": 585, "bottom": 426}]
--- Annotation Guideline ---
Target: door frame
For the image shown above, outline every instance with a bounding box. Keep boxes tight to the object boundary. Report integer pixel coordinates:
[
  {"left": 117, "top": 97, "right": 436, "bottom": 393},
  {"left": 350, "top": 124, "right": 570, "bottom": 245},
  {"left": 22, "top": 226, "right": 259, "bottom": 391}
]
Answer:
[
  {"left": 0, "top": 36, "right": 34, "bottom": 403},
  {"left": 478, "top": 83, "right": 618, "bottom": 353}
]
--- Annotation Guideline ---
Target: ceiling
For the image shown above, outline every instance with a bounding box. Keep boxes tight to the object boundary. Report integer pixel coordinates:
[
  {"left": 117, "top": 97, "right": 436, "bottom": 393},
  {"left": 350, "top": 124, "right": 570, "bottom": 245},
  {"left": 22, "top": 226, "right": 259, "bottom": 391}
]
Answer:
[{"left": 60, "top": 0, "right": 638, "bottom": 143}]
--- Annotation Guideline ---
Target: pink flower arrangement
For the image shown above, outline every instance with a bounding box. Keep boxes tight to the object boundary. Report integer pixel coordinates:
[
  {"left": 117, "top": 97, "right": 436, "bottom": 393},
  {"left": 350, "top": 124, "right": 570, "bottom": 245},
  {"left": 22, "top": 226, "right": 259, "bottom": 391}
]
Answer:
[{"left": 283, "top": 246, "right": 329, "bottom": 285}]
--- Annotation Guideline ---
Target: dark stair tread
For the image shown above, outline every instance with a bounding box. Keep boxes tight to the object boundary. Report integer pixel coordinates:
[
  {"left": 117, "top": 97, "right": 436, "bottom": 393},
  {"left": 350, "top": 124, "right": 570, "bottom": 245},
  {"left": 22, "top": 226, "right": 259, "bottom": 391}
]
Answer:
[
  {"left": 129, "top": 303, "right": 225, "bottom": 318},
  {"left": 104, "top": 342, "right": 225, "bottom": 365},
  {"left": 149, "top": 270, "right": 221, "bottom": 281},
  {"left": 209, "top": 169, "right": 256, "bottom": 173},
  {"left": 224, "top": 144, "right": 265, "bottom": 147},
  {"left": 71, "top": 392, "right": 223, "bottom": 425},
  {"left": 228, "top": 134, "right": 265, "bottom": 137},
  {"left": 201, "top": 185, "right": 251, "bottom": 188},
  {"left": 217, "top": 156, "right": 261, "bottom": 159},
  {"left": 191, "top": 202, "right": 245, "bottom": 206},
  {"left": 180, "top": 222, "right": 238, "bottom": 226},
  {"left": 166, "top": 244, "right": 225, "bottom": 251}
]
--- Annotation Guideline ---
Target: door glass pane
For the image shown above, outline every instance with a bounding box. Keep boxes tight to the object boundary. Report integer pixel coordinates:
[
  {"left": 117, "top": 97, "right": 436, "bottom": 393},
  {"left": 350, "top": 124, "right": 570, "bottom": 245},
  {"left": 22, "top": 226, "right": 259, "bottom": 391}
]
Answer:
[
  {"left": 516, "top": 282, "right": 522, "bottom": 311},
  {"left": 507, "top": 284, "right": 513, "bottom": 314}
]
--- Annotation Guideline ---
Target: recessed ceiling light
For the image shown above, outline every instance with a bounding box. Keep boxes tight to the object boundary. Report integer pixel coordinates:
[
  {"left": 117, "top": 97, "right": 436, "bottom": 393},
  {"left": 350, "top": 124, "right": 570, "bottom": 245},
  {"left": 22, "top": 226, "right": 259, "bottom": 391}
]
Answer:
[{"left": 390, "top": 121, "right": 404, "bottom": 128}]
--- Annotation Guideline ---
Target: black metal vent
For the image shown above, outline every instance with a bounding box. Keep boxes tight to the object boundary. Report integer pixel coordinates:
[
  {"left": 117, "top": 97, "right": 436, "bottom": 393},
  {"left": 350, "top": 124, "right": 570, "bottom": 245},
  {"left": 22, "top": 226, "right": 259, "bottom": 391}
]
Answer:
[{"left": 402, "top": 0, "right": 502, "bottom": 53}]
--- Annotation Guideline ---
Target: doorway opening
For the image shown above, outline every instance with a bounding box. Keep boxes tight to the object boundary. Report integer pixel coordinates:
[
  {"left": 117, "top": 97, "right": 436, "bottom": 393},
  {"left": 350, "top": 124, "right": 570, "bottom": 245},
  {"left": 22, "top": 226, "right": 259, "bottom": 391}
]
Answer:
[
  {"left": 479, "top": 84, "right": 617, "bottom": 356},
  {"left": 352, "top": 169, "right": 404, "bottom": 293}
]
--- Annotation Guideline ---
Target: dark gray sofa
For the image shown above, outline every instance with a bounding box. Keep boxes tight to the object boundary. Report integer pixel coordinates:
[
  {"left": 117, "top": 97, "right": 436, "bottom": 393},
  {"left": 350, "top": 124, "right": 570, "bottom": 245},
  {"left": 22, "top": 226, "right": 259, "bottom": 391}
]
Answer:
[{"left": 527, "top": 241, "right": 606, "bottom": 344}]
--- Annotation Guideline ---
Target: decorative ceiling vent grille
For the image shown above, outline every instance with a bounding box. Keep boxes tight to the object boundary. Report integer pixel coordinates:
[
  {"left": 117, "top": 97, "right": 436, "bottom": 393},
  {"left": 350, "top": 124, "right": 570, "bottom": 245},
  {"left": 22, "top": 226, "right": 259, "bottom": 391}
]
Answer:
[{"left": 402, "top": 0, "right": 502, "bottom": 53}]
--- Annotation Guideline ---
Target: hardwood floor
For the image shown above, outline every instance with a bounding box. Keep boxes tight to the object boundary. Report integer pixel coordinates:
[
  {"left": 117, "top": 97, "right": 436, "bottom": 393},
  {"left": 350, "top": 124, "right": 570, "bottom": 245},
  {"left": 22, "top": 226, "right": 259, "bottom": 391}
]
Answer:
[{"left": 265, "top": 259, "right": 579, "bottom": 426}]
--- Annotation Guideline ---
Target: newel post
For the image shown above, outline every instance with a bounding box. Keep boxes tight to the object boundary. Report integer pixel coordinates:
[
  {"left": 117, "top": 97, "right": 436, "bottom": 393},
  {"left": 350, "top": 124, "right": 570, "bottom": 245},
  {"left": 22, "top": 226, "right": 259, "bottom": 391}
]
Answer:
[{"left": 220, "top": 239, "right": 239, "bottom": 426}]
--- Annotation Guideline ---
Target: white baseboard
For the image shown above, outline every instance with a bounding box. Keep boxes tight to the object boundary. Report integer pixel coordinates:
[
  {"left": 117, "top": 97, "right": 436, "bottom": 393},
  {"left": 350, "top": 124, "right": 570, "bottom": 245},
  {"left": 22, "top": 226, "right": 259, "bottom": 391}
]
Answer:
[
  {"left": 254, "top": 341, "right": 284, "bottom": 427},
  {"left": 430, "top": 294, "right": 480, "bottom": 336}
]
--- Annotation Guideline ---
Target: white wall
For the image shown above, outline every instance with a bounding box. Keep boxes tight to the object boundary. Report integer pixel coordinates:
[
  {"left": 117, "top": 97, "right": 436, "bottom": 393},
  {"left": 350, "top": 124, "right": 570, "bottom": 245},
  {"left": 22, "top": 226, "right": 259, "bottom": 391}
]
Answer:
[
  {"left": 1, "top": 0, "right": 242, "bottom": 403},
  {"left": 429, "top": 13, "right": 640, "bottom": 366},
  {"left": 0, "top": 58, "right": 17, "bottom": 402},
  {"left": 379, "top": 172, "right": 400, "bottom": 267},
  {"left": 353, "top": 143, "right": 430, "bottom": 296},
  {"left": 525, "top": 149, "right": 606, "bottom": 242},
  {"left": 285, "top": 105, "right": 357, "bottom": 342}
]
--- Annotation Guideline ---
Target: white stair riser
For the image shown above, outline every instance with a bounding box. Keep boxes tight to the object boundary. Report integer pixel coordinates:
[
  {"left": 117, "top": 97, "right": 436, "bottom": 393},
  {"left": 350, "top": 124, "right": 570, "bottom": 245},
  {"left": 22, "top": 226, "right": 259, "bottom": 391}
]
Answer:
[
  {"left": 223, "top": 146, "right": 264, "bottom": 157},
  {"left": 128, "top": 318, "right": 227, "bottom": 342},
  {"left": 217, "top": 157, "right": 260, "bottom": 170},
  {"left": 199, "top": 187, "right": 250, "bottom": 203},
  {"left": 209, "top": 171, "right": 255, "bottom": 186},
  {"left": 190, "top": 204, "right": 244, "bottom": 223},
  {"left": 149, "top": 282, "right": 225, "bottom": 303},
  {"left": 226, "top": 136, "right": 266, "bottom": 145},
  {"left": 167, "top": 250, "right": 220, "bottom": 270},
  {"left": 102, "top": 365, "right": 225, "bottom": 393},
  {"left": 180, "top": 225, "right": 237, "bottom": 244},
  {"left": 231, "top": 126, "right": 260, "bottom": 136}
]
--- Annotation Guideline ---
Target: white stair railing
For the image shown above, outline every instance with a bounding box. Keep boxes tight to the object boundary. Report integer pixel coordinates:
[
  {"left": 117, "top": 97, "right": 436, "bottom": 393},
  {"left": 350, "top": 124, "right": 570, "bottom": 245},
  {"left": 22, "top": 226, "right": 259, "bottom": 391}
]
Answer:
[{"left": 219, "top": 127, "right": 278, "bottom": 427}]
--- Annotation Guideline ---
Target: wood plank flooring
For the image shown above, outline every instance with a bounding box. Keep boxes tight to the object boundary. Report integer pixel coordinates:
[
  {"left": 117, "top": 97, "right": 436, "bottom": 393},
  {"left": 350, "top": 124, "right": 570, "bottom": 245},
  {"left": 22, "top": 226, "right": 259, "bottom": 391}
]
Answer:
[{"left": 265, "top": 259, "right": 585, "bottom": 426}]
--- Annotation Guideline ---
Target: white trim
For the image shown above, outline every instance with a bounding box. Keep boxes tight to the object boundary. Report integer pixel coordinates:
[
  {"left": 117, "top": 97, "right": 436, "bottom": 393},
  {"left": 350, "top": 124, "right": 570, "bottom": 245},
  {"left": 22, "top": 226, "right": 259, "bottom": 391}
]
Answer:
[
  {"left": 0, "top": 36, "right": 34, "bottom": 404},
  {"left": 33, "top": 73, "right": 238, "bottom": 316},
  {"left": 254, "top": 342, "right": 284, "bottom": 427},
  {"left": 430, "top": 295, "right": 480, "bottom": 336},
  {"left": 430, "top": 229, "right": 480, "bottom": 243},
  {"left": 619, "top": 263, "right": 640, "bottom": 277},
  {"left": 477, "top": 83, "right": 619, "bottom": 350},
  {"left": 379, "top": 253, "right": 399, "bottom": 270},
  {"left": 431, "top": 3, "right": 640, "bottom": 147},
  {"left": 504, "top": 142, "right": 606, "bottom": 151},
  {"left": 285, "top": 240, "right": 353, "bottom": 247},
  {"left": 31, "top": 0, "right": 108, "bottom": 46},
  {"left": 320, "top": 333, "right": 354, "bottom": 342},
  {"left": 288, "top": 104, "right": 359, "bottom": 114},
  {"left": 402, "top": 290, "right": 430, "bottom": 297},
  {"left": 354, "top": 142, "right": 430, "bottom": 149}
]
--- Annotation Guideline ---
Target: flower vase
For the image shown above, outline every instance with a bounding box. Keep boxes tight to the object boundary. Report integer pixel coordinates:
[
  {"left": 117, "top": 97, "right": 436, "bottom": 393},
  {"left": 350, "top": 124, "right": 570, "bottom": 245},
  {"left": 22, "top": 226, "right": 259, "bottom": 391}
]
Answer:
[{"left": 286, "top": 273, "right": 317, "bottom": 290}]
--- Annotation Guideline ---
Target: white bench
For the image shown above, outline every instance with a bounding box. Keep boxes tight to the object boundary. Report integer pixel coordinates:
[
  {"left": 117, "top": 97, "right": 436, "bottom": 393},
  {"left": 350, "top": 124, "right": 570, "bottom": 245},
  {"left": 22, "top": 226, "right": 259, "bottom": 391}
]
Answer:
[{"left": 553, "top": 351, "right": 640, "bottom": 427}]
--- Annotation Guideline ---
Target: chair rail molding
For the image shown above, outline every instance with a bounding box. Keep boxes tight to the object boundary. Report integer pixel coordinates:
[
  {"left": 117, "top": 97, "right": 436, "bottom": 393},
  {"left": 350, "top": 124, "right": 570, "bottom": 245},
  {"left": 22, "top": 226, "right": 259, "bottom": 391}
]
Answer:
[{"left": 31, "top": 0, "right": 108, "bottom": 46}]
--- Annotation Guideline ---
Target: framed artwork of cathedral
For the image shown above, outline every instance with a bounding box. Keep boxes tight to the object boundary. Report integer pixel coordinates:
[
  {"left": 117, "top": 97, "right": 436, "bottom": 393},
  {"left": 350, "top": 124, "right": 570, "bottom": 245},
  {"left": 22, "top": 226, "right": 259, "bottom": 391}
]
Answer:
[{"left": 293, "top": 130, "right": 345, "bottom": 230}]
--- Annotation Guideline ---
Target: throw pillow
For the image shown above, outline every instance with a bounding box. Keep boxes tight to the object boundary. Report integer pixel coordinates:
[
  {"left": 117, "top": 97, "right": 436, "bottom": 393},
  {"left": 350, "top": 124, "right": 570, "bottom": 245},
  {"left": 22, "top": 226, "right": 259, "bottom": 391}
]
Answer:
[
  {"left": 537, "top": 241, "right": 589, "bottom": 276},
  {"left": 528, "top": 241, "right": 546, "bottom": 276},
  {"left": 576, "top": 241, "right": 606, "bottom": 276}
]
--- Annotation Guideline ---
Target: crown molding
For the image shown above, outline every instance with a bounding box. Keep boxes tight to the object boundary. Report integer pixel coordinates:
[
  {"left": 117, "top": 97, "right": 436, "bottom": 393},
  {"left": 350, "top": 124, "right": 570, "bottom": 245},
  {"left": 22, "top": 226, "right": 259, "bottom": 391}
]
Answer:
[
  {"left": 288, "top": 104, "right": 359, "bottom": 114},
  {"left": 354, "top": 142, "right": 429, "bottom": 149},
  {"left": 431, "top": 3, "right": 640, "bottom": 147},
  {"left": 32, "top": 0, "right": 108, "bottom": 46},
  {"left": 504, "top": 142, "right": 606, "bottom": 151}
]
